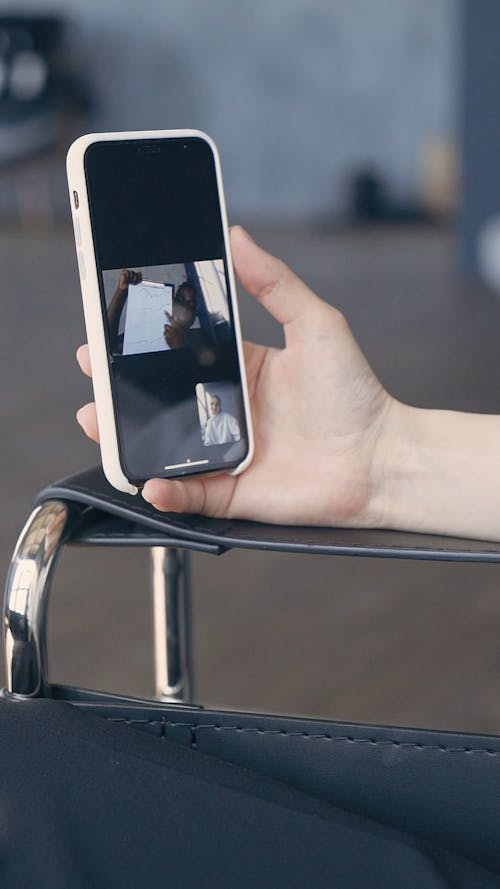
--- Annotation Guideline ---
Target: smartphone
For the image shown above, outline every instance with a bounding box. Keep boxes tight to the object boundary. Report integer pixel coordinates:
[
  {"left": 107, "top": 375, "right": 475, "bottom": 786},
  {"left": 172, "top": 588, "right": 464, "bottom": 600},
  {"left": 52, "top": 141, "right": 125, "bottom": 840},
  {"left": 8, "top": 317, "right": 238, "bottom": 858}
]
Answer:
[{"left": 66, "top": 130, "right": 253, "bottom": 495}]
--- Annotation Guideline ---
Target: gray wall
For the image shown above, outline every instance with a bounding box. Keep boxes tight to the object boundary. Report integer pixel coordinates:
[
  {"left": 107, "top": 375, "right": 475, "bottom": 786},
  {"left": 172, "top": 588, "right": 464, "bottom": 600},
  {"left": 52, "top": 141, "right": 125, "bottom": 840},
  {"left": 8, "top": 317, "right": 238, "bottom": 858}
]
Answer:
[{"left": 14, "top": 0, "right": 457, "bottom": 219}]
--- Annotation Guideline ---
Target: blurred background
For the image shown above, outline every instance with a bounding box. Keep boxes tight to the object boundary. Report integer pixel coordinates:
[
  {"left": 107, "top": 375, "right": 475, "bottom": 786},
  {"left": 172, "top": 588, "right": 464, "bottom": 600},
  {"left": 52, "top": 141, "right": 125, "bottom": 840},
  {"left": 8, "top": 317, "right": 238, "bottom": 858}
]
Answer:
[{"left": 2, "top": 0, "right": 500, "bottom": 733}]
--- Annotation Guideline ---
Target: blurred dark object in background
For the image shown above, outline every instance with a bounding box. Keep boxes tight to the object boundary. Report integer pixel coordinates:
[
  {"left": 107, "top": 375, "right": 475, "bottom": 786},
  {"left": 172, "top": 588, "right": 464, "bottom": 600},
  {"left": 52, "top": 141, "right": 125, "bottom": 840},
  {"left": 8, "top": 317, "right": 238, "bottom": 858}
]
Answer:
[
  {"left": 349, "top": 139, "right": 458, "bottom": 228},
  {"left": 0, "top": 13, "right": 92, "bottom": 227},
  {"left": 350, "top": 167, "right": 432, "bottom": 226},
  {"left": 350, "top": 169, "right": 387, "bottom": 222}
]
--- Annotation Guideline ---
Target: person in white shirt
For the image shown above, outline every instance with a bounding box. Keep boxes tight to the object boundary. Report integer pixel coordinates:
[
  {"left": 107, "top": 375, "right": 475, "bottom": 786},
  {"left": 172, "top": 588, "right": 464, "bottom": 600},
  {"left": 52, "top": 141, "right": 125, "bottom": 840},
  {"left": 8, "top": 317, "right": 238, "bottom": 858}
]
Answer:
[{"left": 203, "top": 395, "right": 241, "bottom": 446}]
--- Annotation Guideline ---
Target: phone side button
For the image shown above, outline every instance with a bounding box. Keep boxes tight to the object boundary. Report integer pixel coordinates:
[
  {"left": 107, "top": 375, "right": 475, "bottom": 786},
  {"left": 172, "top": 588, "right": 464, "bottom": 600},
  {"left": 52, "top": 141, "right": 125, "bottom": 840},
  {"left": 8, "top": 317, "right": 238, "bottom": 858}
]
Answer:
[
  {"left": 73, "top": 217, "right": 82, "bottom": 246},
  {"left": 77, "top": 250, "right": 86, "bottom": 280}
]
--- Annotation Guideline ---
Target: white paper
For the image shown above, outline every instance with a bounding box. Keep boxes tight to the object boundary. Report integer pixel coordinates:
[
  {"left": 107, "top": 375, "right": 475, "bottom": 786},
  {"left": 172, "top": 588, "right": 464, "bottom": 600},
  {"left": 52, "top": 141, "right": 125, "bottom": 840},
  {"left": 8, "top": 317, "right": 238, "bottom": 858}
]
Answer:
[{"left": 122, "top": 281, "right": 173, "bottom": 355}]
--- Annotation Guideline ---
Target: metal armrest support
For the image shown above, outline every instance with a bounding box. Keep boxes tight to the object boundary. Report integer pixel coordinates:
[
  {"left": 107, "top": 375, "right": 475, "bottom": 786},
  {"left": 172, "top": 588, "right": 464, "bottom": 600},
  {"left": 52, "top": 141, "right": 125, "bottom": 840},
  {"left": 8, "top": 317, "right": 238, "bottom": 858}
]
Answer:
[
  {"left": 3, "top": 499, "right": 193, "bottom": 702},
  {"left": 4, "top": 501, "right": 71, "bottom": 698}
]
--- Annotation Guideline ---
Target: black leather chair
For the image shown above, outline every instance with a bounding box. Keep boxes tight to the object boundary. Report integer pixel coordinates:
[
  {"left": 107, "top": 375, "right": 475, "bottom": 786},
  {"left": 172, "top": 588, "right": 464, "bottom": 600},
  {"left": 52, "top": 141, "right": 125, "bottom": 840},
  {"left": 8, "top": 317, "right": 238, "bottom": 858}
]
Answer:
[{"left": 3, "top": 466, "right": 500, "bottom": 886}]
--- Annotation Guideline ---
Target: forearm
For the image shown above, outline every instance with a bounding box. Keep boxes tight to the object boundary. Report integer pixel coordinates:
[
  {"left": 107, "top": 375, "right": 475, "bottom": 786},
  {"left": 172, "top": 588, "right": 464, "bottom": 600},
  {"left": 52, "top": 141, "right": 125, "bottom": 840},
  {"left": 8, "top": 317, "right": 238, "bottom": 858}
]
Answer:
[
  {"left": 375, "top": 402, "right": 500, "bottom": 541},
  {"left": 107, "top": 287, "right": 127, "bottom": 339}
]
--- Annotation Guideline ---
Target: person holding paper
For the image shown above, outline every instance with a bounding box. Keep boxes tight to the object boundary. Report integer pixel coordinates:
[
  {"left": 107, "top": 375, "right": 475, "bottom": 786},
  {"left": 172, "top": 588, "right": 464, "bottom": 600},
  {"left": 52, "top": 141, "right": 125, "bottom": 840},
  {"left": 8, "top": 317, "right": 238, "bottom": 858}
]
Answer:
[{"left": 107, "top": 273, "right": 203, "bottom": 354}]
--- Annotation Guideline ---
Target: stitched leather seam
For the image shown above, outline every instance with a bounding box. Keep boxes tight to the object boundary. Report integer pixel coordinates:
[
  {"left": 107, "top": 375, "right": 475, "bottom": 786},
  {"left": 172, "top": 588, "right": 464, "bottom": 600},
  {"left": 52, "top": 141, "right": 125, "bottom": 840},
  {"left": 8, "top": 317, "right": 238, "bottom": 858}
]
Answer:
[{"left": 105, "top": 717, "right": 499, "bottom": 755}]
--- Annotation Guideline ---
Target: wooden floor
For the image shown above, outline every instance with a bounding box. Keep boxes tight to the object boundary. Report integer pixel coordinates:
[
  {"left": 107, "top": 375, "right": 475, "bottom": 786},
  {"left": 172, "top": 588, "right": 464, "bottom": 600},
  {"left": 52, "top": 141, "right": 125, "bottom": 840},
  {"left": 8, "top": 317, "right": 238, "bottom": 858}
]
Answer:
[{"left": 2, "top": 222, "right": 500, "bottom": 733}]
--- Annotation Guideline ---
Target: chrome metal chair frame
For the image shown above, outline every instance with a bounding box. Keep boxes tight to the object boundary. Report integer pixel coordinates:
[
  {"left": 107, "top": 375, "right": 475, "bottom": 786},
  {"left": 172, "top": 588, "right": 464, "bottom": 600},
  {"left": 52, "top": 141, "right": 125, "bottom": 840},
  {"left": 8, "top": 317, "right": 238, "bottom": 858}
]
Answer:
[{"left": 4, "top": 499, "right": 192, "bottom": 702}]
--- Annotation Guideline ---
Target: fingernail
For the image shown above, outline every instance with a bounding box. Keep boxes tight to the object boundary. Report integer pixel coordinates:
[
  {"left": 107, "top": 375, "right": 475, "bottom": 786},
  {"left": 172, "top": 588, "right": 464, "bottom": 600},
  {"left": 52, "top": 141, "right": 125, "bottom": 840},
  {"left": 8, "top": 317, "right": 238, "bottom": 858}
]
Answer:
[{"left": 142, "top": 480, "right": 163, "bottom": 505}]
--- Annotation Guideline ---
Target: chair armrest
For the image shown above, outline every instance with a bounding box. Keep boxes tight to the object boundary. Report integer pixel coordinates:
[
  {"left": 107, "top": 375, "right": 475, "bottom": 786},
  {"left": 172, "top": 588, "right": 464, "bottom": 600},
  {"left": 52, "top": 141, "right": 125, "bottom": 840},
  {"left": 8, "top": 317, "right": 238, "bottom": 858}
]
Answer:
[{"left": 36, "top": 465, "right": 500, "bottom": 562}]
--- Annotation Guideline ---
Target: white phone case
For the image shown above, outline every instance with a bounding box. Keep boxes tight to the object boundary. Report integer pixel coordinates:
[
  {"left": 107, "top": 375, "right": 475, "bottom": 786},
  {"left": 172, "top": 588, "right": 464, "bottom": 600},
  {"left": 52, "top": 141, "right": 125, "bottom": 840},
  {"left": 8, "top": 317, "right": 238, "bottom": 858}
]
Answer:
[{"left": 66, "top": 129, "right": 254, "bottom": 495}]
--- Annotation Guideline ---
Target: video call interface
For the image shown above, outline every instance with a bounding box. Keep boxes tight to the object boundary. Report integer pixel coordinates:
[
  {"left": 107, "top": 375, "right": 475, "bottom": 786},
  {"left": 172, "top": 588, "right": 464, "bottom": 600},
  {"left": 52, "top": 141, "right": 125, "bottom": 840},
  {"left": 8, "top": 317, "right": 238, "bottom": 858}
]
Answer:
[{"left": 85, "top": 137, "right": 248, "bottom": 482}]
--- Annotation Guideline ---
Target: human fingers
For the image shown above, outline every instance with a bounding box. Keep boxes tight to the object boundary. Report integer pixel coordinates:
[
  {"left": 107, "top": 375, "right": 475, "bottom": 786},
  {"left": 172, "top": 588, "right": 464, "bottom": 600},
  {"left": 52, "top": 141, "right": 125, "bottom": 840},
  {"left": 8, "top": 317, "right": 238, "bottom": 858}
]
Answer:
[
  {"left": 76, "top": 402, "right": 99, "bottom": 443},
  {"left": 229, "top": 225, "right": 325, "bottom": 338},
  {"left": 76, "top": 344, "right": 92, "bottom": 378},
  {"left": 119, "top": 269, "right": 130, "bottom": 289},
  {"left": 241, "top": 340, "right": 269, "bottom": 398},
  {"left": 142, "top": 474, "right": 234, "bottom": 516},
  {"left": 164, "top": 314, "right": 183, "bottom": 332}
]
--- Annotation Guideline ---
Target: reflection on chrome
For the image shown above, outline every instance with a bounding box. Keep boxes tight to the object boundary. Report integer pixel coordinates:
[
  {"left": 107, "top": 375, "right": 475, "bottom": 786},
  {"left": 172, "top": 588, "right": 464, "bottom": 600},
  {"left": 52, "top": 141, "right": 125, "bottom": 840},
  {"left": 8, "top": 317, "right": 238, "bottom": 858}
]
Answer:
[
  {"left": 151, "top": 546, "right": 190, "bottom": 702},
  {"left": 3, "top": 501, "right": 69, "bottom": 697}
]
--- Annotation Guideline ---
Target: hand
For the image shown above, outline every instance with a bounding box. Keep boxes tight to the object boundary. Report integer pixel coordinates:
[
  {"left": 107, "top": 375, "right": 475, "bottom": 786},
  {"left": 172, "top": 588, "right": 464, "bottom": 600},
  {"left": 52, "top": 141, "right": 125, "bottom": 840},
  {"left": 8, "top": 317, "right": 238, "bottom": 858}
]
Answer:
[
  {"left": 164, "top": 312, "right": 187, "bottom": 349},
  {"left": 77, "top": 226, "right": 397, "bottom": 527},
  {"left": 118, "top": 269, "right": 142, "bottom": 291}
]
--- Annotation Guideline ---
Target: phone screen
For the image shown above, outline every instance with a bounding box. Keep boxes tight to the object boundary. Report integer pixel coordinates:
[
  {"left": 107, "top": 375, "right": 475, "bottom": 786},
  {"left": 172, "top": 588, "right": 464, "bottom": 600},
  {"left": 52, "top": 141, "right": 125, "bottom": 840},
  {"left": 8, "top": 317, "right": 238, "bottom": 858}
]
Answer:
[{"left": 84, "top": 136, "right": 249, "bottom": 485}]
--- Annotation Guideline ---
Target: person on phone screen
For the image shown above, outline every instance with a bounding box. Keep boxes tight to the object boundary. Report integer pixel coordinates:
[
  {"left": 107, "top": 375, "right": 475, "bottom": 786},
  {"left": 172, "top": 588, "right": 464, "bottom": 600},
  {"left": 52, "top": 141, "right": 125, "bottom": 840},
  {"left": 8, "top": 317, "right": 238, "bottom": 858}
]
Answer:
[
  {"left": 163, "top": 279, "right": 199, "bottom": 349},
  {"left": 107, "top": 275, "right": 228, "bottom": 355},
  {"left": 107, "top": 273, "right": 200, "bottom": 353},
  {"left": 164, "top": 280, "right": 231, "bottom": 351},
  {"left": 202, "top": 395, "right": 241, "bottom": 446}
]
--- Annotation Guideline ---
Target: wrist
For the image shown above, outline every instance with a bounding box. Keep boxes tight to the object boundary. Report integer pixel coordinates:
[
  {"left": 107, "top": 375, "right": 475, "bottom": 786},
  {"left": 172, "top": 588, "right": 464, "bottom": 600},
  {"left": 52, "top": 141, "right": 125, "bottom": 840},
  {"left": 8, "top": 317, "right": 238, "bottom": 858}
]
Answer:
[
  {"left": 363, "top": 398, "right": 417, "bottom": 532},
  {"left": 372, "top": 401, "right": 500, "bottom": 540}
]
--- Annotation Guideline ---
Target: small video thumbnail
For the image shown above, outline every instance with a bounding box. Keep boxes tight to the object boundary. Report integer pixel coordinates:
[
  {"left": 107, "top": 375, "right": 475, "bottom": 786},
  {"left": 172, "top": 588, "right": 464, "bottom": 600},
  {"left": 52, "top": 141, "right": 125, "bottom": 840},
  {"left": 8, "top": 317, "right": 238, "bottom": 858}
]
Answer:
[{"left": 195, "top": 381, "right": 242, "bottom": 446}]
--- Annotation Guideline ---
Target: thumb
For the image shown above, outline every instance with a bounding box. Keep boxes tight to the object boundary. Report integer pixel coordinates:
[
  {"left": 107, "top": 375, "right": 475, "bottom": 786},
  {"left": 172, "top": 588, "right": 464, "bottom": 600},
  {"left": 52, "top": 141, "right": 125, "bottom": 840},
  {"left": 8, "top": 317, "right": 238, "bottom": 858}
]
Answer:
[
  {"left": 229, "top": 225, "right": 323, "bottom": 335},
  {"left": 142, "top": 474, "right": 235, "bottom": 517}
]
